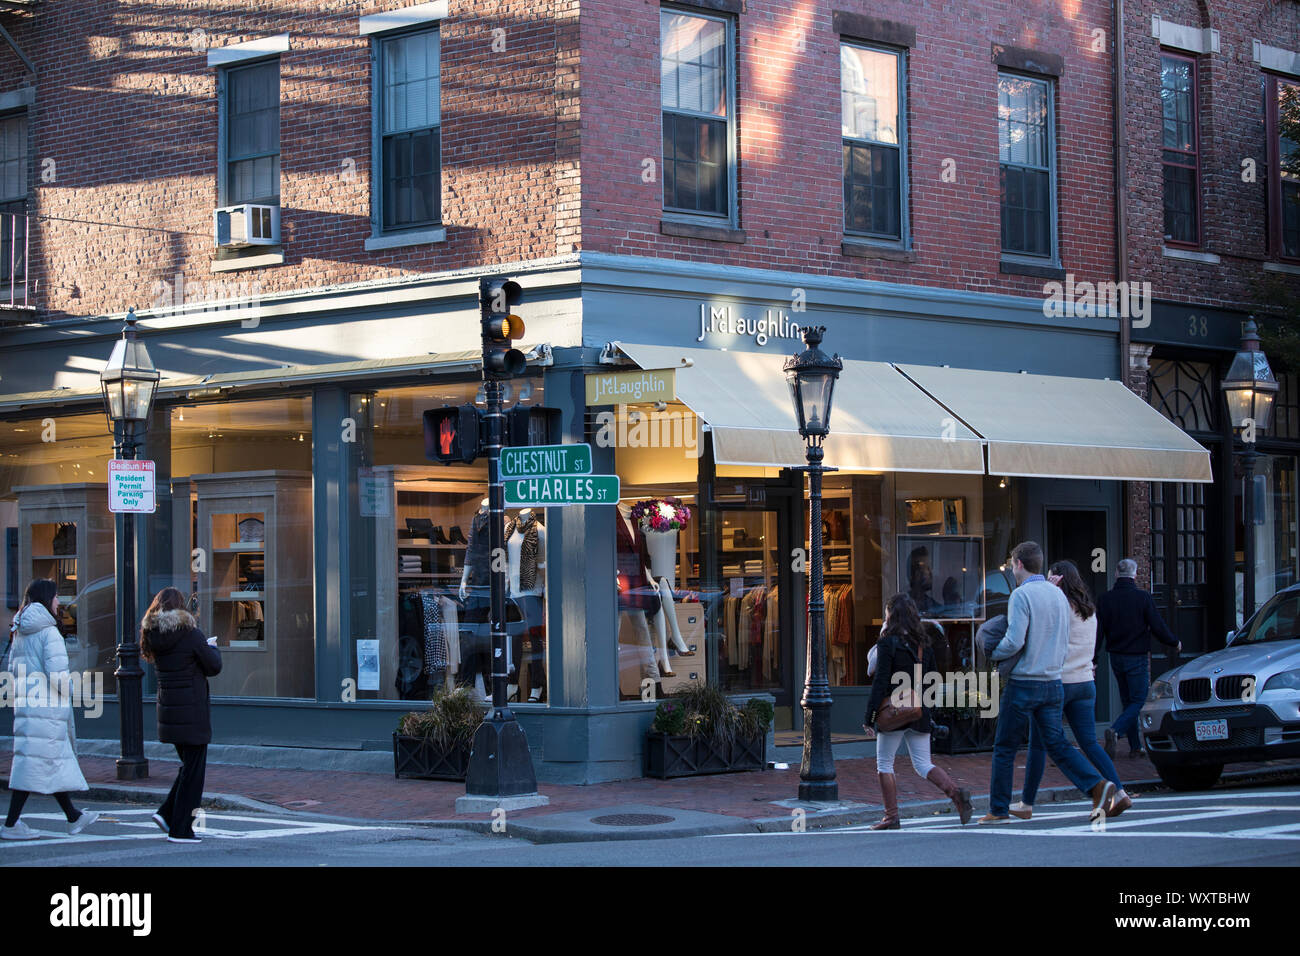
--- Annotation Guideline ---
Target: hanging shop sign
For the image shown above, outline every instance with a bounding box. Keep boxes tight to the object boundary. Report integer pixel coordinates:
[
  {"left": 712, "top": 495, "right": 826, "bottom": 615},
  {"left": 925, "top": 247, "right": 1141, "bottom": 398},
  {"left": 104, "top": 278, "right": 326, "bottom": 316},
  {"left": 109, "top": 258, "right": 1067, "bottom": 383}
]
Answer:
[
  {"left": 500, "top": 443, "right": 593, "bottom": 479},
  {"left": 108, "top": 459, "right": 157, "bottom": 514},
  {"left": 504, "top": 474, "right": 621, "bottom": 507},
  {"left": 585, "top": 368, "right": 676, "bottom": 405}
]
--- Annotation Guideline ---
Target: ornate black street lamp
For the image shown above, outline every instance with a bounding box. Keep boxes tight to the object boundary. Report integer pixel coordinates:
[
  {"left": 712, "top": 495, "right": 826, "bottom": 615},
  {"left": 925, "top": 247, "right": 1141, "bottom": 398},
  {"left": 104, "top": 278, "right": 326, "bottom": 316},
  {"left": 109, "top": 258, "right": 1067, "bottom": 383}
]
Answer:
[
  {"left": 1222, "top": 318, "right": 1277, "bottom": 621},
  {"left": 784, "top": 326, "right": 842, "bottom": 802},
  {"left": 100, "top": 308, "right": 159, "bottom": 780}
]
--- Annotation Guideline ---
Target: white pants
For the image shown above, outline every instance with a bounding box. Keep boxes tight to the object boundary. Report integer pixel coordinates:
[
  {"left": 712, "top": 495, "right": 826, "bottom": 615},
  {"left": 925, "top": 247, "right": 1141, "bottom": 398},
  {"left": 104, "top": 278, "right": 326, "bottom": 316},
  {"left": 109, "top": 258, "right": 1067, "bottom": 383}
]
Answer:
[{"left": 874, "top": 728, "right": 935, "bottom": 777}]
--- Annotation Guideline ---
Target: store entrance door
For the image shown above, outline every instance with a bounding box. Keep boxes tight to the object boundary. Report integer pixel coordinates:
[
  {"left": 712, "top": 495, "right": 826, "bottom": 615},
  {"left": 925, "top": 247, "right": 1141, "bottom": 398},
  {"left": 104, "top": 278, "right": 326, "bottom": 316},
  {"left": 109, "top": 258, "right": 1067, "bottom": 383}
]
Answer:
[
  {"left": 1046, "top": 508, "right": 1108, "bottom": 600},
  {"left": 700, "top": 482, "right": 796, "bottom": 725}
]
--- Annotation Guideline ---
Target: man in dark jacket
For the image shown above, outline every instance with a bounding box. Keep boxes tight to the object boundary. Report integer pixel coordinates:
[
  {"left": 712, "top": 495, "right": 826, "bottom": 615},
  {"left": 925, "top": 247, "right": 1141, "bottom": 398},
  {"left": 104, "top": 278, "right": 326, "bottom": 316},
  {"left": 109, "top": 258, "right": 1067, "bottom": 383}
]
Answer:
[
  {"left": 1095, "top": 558, "right": 1180, "bottom": 759},
  {"left": 142, "top": 602, "right": 222, "bottom": 843}
]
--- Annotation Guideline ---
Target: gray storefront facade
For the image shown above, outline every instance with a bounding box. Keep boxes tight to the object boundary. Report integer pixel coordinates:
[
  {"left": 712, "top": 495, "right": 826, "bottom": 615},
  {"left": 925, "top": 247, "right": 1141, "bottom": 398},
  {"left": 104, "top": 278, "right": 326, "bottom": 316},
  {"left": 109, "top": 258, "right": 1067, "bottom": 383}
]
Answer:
[{"left": 2, "top": 253, "right": 1203, "bottom": 783}]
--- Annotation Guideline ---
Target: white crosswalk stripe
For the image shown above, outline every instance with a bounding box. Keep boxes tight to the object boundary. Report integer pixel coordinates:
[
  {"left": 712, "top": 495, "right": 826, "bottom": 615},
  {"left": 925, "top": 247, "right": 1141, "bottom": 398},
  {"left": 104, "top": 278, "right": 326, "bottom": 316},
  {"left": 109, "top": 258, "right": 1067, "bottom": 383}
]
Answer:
[{"left": 0, "top": 807, "right": 402, "bottom": 846}]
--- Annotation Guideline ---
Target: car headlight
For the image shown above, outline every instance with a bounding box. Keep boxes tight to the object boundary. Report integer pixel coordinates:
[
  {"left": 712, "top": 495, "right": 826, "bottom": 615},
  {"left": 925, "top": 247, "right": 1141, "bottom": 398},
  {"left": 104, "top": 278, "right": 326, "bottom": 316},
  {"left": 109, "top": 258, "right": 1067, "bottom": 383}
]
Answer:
[
  {"left": 1148, "top": 679, "right": 1175, "bottom": 701},
  {"left": 1262, "top": 669, "right": 1300, "bottom": 692}
]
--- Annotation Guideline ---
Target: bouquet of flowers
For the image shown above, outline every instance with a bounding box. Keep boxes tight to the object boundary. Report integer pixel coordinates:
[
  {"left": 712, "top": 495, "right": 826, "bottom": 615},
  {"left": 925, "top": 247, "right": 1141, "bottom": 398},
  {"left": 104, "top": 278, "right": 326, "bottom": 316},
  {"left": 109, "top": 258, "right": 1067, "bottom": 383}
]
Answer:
[{"left": 630, "top": 496, "right": 692, "bottom": 533}]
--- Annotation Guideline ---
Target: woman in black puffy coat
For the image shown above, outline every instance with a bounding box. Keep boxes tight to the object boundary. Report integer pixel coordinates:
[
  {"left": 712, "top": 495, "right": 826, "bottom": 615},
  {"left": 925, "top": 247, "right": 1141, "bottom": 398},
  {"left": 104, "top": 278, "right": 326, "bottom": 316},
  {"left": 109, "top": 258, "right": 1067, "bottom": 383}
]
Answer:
[{"left": 140, "top": 587, "right": 221, "bottom": 843}]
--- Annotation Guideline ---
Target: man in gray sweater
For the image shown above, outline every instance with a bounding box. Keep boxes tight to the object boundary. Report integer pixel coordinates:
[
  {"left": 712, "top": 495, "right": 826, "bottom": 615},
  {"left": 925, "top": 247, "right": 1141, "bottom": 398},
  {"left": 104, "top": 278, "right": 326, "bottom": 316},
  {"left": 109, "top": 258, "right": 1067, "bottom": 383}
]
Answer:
[{"left": 979, "top": 541, "right": 1117, "bottom": 824}]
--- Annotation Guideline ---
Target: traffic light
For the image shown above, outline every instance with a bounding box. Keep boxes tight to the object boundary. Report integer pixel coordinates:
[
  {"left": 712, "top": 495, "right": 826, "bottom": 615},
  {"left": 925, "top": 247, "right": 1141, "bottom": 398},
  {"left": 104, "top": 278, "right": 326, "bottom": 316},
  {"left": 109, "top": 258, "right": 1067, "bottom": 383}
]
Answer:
[
  {"left": 423, "top": 404, "right": 481, "bottom": 464},
  {"left": 507, "top": 405, "right": 562, "bottom": 446},
  {"left": 481, "top": 277, "right": 526, "bottom": 379}
]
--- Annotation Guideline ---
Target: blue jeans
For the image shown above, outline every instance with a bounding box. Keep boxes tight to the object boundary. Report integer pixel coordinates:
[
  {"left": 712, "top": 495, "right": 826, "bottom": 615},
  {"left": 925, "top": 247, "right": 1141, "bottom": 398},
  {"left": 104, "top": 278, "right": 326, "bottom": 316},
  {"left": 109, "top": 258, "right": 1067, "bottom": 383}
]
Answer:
[
  {"left": 990, "top": 679, "right": 1103, "bottom": 817},
  {"left": 1022, "top": 680, "right": 1122, "bottom": 805},
  {"left": 1109, "top": 653, "right": 1150, "bottom": 751}
]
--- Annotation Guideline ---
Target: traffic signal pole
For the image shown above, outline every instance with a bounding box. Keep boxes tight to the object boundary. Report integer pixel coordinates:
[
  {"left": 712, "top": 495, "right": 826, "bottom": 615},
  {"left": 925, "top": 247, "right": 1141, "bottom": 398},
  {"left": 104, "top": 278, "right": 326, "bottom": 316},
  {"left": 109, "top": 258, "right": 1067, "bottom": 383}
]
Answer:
[
  {"left": 484, "top": 376, "right": 510, "bottom": 716},
  {"left": 460, "top": 278, "right": 546, "bottom": 810}
]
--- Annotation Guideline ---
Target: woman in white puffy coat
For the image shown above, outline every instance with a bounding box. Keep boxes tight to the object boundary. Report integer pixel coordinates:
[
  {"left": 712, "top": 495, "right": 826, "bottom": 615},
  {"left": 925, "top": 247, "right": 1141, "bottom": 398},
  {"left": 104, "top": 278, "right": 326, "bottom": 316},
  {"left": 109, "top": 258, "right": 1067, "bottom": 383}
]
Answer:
[{"left": 2, "top": 579, "right": 100, "bottom": 839}]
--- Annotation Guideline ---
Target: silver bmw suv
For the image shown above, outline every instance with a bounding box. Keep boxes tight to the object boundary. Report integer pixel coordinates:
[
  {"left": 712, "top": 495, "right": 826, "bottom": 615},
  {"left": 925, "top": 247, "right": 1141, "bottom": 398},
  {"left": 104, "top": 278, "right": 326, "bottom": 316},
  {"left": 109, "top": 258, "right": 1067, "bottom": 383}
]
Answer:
[{"left": 1140, "top": 584, "right": 1300, "bottom": 791}]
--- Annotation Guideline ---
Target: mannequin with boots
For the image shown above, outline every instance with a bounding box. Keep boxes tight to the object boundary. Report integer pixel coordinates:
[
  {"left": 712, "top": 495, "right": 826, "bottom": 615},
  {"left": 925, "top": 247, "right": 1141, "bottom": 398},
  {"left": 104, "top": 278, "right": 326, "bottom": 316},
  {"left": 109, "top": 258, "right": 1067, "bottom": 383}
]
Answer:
[{"left": 864, "top": 593, "right": 973, "bottom": 829}]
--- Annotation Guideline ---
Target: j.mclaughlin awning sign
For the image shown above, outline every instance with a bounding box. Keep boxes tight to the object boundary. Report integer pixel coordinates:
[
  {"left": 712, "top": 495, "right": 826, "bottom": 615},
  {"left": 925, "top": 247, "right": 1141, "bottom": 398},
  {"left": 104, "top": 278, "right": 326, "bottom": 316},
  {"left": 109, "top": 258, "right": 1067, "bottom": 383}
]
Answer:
[{"left": 697, "top": 304, "right": 805, "bottom": 347}]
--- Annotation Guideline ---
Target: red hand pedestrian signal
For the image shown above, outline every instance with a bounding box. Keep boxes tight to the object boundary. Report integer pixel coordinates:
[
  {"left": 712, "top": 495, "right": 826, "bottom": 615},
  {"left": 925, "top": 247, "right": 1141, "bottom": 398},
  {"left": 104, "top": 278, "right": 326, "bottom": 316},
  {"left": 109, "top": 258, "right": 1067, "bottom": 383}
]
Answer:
[
  {"left": 423, "top": 404, "right": 481, "bottom": 464},
  {"left": 439, "top": 417, "right": 455, "bottom": 457}
]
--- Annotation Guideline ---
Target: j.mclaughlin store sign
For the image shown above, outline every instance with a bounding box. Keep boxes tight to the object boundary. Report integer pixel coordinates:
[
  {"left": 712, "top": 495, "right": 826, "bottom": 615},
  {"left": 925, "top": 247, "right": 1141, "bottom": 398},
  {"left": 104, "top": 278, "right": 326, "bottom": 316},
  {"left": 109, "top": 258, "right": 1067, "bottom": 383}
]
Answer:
[{"left": 696, "top": 304, "right": 806, "bottom": 347}]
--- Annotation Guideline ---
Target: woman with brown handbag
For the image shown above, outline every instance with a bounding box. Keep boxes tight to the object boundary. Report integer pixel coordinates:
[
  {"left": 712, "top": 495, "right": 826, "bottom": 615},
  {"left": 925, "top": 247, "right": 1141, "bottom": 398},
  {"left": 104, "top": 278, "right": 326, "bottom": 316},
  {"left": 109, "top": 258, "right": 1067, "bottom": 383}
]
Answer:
[{"left": 864, "top": 593, "right": 973, "bottom": 829}]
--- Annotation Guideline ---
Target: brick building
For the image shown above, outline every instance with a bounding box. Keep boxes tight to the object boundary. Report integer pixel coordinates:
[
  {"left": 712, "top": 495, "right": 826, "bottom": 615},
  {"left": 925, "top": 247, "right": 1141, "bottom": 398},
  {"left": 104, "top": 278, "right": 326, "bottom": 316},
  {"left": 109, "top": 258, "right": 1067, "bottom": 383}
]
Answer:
[
  {"left": 1120, "top": 0, "right": 1300, "bottom": 659},
  {"left": 0, "top": 1, "right": 1215, "bottom": 782}
]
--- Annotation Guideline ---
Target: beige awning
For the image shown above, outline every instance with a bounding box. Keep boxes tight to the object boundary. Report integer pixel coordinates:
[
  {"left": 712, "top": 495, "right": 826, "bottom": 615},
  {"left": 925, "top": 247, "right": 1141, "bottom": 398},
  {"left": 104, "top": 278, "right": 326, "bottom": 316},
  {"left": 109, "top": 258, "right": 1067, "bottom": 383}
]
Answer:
[
  {"left": 611, "top": 343, "right": 986, "bottom": 473},
  {"left": 898, "top": 364, "right": 1213, "bottom": 482}
]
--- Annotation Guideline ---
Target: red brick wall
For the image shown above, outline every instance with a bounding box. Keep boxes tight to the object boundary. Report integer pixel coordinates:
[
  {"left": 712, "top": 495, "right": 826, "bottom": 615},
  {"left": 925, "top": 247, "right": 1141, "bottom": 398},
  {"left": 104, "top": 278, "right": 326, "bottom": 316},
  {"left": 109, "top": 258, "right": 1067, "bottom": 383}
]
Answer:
[
  {"left": 1124, "top": 0, "right": 1300, "bottom": 312},
  {"left": 0, "top": 1, "right": 576, "bottom": 321},
  {"left": 579, "top": 0, "right": 1118, "bottom": 297}
]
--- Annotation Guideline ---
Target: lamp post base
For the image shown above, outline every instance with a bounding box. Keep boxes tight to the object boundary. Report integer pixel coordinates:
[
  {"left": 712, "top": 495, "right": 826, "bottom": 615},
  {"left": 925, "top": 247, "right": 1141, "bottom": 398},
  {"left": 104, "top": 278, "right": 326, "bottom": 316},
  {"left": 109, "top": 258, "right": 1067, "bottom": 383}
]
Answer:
[
  {"left": 798, "top": 701, "right": 838, "bottom": 803},
  {"left": 464, "top": 716, "right": 542, "bottom": 799},
  {"left": 116, "top": 757, "right": 149, "bottom": 781}
]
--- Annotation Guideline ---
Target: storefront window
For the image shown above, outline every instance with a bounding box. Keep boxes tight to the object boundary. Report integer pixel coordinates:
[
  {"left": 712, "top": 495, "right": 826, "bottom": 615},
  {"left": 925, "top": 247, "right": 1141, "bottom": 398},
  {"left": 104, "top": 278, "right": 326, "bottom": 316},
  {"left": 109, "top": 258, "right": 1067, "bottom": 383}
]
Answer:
[
  {"left": 612, "top": 403, "right": 704, "bottom": 701},
  {"left": 349, "top": 380, "right": 548, "bottom": 704},
  {"left": 1238, "top": 454, "right": 1298, "bottom": 624},
  {"left": 168, "top": 395, "right": 315, "bottom": 699},
  {"left": 0, "top": 412, "right": 118, "bottom": 693}
]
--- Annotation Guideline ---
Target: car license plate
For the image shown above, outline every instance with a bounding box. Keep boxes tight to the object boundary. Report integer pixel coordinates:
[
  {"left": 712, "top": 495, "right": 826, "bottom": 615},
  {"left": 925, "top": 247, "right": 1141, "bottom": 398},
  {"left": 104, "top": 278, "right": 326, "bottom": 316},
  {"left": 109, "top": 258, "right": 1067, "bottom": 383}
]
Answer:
[{"left": 1194, "top": 718, "right": 1229, "bottom": 742}]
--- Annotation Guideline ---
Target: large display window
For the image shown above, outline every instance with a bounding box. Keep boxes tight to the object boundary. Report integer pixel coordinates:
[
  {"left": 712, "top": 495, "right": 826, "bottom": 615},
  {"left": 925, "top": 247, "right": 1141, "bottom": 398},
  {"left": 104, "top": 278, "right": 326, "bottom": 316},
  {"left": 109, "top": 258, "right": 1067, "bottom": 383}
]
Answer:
[
  {"left": 168, "top": 395, "right": 315, "bottom": 699},
  {"left": 0, "top": 412, "right": 118, "bottom": 693},
  {"left": 348, "top": 380, "right": 549, "bottom": 704}
]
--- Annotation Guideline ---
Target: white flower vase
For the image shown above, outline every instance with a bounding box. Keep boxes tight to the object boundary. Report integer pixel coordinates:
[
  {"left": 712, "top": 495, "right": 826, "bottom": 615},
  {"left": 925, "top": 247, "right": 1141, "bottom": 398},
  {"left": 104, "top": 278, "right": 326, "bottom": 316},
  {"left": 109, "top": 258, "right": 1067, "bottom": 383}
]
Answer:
[{"left": 644, "top": 528, "right": 679, "bottom": 591}]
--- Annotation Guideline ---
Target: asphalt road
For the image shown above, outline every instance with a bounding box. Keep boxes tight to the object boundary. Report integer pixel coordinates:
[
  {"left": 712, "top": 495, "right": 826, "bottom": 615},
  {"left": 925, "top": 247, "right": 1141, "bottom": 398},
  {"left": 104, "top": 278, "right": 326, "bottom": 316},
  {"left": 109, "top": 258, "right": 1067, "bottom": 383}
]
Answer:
[{"left": 3, "top": 783, "right": 1298, "bottom": 867}]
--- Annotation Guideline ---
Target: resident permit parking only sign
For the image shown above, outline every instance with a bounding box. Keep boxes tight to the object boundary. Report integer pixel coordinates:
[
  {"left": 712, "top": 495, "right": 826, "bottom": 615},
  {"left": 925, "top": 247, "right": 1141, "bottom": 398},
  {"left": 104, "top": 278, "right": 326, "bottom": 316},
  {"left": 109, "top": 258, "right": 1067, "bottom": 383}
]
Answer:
[{"left": 108, "top": 459, "right": 157, "bottom": 514}]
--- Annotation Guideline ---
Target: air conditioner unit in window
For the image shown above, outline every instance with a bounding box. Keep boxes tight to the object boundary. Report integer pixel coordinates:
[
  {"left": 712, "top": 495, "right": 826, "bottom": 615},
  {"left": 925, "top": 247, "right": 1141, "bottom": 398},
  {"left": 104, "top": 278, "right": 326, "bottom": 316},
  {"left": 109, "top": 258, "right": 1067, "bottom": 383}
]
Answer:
[{"left": 213, "top": 204, "right": 280, "bottom": 248}]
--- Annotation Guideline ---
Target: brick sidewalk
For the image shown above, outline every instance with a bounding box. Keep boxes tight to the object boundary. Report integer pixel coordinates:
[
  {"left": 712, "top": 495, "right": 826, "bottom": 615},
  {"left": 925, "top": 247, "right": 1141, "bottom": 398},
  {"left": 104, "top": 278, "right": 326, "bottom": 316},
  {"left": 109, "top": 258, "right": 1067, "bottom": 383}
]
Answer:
[{"left": 1, "top": 746, "right": 1202, "bottom": 823}]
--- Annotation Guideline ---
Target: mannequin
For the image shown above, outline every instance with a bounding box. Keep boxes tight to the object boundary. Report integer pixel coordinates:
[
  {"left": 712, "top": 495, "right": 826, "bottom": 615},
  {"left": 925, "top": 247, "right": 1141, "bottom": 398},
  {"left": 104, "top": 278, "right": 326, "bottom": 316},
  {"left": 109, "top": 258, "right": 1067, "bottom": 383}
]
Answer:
[
  {"left": 616, "top": 503, "right": 668, "bottom": 679},
  {"left": 459, "top": 499, "right": 491, "bottom": 701},
  {"left": 506, "top": 508, "right": 546, "bottom": 702}
]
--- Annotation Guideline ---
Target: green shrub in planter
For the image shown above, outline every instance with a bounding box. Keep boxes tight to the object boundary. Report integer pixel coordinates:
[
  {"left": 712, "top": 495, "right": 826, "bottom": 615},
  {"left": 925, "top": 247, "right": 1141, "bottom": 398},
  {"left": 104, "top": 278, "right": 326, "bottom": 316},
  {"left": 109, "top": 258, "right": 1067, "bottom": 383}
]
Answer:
[
  {"left": 652, "top": 699, "right": 688, "bottom": 736},
  {"left": 738, "top": 697, "right": 774, "bottom": 739},
  {"left": 397, "top": 686, "right": 485, "bottom": 752}
]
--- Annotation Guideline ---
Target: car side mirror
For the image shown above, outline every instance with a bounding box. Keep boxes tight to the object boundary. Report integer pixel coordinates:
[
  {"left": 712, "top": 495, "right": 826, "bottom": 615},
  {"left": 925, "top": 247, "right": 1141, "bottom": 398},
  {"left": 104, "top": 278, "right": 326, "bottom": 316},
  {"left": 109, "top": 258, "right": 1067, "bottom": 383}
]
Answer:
[{"left": 1225, "top": 629, "right": 1236, "bottom": 646}]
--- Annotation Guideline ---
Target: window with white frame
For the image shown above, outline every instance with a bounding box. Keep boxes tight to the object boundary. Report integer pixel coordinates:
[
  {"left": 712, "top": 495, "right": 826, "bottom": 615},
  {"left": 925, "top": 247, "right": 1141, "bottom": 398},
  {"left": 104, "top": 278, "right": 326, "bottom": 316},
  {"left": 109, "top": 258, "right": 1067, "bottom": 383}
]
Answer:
[
  {"left": 377, "top": 28, "right": 441, "bottom": 231},
  {"left": 660, "top": 9, "right": 733, "bottom": 218},
  {"left": 841, "top": 43, "right": 904, "bottom": 240},
  {"left": 224, "top": 59, "right": 281, "bottom": 206},
  {"left": 998, "top": 72, "right": 1055, "bottom": 259}
]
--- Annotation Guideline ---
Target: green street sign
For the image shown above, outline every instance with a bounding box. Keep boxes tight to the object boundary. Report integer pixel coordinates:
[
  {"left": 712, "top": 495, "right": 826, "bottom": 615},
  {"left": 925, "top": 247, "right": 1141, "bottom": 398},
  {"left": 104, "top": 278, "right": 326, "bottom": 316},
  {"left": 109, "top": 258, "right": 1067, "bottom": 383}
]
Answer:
[
  {"left": 504, "top": 474, "right": 620, "bottom": 507},
  {"left": 500, "top": 443, "right": 593, "bottom": 480}
]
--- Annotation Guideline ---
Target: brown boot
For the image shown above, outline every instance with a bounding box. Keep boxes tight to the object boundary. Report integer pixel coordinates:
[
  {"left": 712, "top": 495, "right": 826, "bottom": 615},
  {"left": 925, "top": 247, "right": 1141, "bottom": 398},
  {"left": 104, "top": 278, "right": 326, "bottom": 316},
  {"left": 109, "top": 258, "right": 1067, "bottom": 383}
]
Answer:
[
  {"left": 871, "top": 772, "right": 901, "bottom": 830},
  {"left": 927, "top": 767, "right": 973, "bottom": 825}
]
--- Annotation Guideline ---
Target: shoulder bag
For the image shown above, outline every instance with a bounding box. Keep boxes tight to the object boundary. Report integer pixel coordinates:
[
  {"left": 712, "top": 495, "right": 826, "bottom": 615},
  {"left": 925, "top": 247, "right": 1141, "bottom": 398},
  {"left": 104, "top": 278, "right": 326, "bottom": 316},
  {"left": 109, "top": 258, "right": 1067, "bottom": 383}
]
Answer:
[{"left": 875, "top": 638, "right": 923, "bottom": 731}]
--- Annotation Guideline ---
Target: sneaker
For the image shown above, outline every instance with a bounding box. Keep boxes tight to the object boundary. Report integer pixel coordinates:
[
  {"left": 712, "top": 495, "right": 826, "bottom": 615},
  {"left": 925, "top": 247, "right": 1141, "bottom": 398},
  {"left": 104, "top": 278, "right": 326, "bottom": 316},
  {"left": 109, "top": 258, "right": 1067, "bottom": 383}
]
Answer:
[
  {"left": 977, "top": 813, "right": 1014, "bottom": 825},
  {"left": 0, "top": 820, "right": 41, "bottom": 840},
  {"left": 1008, "top": 801, "right": 1033, "bottom": 820},
  {"left": 68, "top": 809, "right": 101, "bottom": 836},
  {"left": 1090, "top": 780, "right": 1117, "bottom": 815},
  {"left": 151, "top": 812, "right": 169, "bottom": 834},
  {"left": 166, "top": 834, "right": 202, "bottom": 844},
  {"left": 1107, "top": 789, "right": 1133, "bottom": 818},
  {"left": 1103, "top": 728, "right": 1118, "bottom": 760}
]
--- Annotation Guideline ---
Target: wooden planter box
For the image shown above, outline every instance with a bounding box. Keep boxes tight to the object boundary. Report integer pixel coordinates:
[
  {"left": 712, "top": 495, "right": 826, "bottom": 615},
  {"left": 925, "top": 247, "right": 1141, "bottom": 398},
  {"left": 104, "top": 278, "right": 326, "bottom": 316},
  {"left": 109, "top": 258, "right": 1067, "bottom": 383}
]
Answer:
[
  {"left": 644, "top": 732, "right": 766, "bottom": 779},
  {"left": 392, "top": 733, "right": 472, "bottom": 781},
  {"left": 931, "top": 713, "right": 996, "bottom": 754}
]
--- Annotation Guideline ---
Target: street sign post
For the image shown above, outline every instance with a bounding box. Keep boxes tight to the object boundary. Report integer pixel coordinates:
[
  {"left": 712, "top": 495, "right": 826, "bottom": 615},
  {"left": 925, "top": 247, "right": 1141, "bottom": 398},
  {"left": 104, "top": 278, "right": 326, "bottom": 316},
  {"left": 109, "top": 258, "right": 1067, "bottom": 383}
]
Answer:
[
  {"left": 504, "top": 474, "right": 620, "bottom": 507},
  {"left": 108, "top": 459, "right": 157, "bottom": 514},
  {"left": 500, "top": 442, "right": 592, "bottom": 479}
]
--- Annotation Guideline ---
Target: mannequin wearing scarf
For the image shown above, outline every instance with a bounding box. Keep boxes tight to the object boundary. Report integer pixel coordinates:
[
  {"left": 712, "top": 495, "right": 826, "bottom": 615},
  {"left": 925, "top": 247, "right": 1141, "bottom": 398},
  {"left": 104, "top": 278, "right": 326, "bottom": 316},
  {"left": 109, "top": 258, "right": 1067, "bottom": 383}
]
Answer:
[
  {"left": 616, "top": 505, "right": 664, "bottom": 680},
  {"left": 506, "top": 509, "right": 547, "bottom": 702}
]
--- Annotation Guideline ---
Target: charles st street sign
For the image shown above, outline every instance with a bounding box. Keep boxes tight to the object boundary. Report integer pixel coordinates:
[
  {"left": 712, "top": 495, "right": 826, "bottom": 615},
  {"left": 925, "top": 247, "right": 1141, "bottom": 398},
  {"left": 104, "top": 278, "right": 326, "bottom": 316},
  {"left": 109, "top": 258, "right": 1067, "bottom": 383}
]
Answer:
[{"left": 504, "top": 474, "right": 621, "bottom": 507}]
